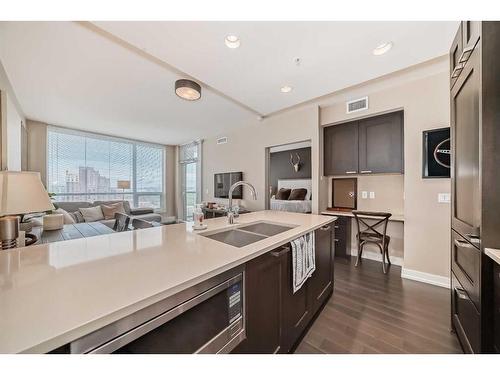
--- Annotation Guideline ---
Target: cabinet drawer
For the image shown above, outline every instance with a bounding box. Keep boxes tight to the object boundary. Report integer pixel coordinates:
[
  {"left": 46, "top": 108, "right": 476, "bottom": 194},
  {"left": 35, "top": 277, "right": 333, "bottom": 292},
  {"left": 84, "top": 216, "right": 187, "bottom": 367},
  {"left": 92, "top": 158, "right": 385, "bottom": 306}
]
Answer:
[
  {"left": 452, "top": 272, "right": 480, "bottom": 353},
  {"left": 452, "top": 230, "right": 481, "bottom": 310}
]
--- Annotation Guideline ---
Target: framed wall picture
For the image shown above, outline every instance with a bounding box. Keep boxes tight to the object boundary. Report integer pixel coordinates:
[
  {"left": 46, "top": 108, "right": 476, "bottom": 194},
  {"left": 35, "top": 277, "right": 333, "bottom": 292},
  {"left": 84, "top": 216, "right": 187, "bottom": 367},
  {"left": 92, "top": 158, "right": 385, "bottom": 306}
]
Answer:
[{"left": 422, "top": 127, "right": 450, "bottom": 178}]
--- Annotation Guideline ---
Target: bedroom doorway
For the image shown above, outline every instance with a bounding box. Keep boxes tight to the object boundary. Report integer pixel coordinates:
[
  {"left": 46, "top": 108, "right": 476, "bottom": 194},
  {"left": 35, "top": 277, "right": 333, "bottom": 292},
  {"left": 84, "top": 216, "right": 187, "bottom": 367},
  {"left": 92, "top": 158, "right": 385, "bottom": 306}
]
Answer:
[{"left": 265, "top": 140, "right": 312, "bottom": 213}]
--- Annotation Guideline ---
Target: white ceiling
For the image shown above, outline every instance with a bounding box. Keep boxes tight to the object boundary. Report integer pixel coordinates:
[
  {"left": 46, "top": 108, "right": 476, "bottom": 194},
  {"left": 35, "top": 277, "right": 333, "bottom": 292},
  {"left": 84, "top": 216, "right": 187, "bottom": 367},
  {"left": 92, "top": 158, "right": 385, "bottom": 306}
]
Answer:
[{"left": 0, "top": 21, "right": 459, "bottom": 145}]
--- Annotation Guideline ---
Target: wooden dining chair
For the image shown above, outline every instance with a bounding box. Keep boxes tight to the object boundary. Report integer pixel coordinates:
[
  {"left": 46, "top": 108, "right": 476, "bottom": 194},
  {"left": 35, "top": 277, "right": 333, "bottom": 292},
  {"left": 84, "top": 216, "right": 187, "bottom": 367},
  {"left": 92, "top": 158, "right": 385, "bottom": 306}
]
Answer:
[
  {"left": 131, "top": 218, "right": 154, "bottom": 230},
  {"left": 352, "top": 211, "right": 392, "bottom": 274},
  {"left": 113, "top": 212, "right": 130, "bottom": 232}
]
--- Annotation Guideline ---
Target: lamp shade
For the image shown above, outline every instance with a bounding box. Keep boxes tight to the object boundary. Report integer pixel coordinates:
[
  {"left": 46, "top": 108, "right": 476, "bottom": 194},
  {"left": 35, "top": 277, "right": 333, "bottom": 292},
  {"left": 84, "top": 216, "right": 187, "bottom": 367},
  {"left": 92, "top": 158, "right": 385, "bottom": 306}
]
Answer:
[
  {"left": 0, "top": 171, "right": 55, "bottom": 216},
  {"left": 117, "top": 180, "right": 131, "bottom": 189}
]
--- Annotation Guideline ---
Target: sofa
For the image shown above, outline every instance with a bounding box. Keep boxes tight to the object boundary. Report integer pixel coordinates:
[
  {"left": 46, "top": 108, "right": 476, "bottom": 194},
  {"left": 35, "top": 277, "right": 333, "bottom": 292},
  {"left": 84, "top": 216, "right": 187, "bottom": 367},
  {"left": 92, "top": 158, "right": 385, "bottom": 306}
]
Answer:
[{"left": 53, "top": 200, "right": 162, "bottom": 229}]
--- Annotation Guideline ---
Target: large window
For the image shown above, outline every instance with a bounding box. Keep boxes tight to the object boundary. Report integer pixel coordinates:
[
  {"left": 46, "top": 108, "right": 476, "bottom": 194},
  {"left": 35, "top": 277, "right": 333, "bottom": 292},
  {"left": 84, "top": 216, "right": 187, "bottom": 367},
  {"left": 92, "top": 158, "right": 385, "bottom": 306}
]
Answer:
[{"left": 47, "top": 126, "right": 164, "bottom": 209}]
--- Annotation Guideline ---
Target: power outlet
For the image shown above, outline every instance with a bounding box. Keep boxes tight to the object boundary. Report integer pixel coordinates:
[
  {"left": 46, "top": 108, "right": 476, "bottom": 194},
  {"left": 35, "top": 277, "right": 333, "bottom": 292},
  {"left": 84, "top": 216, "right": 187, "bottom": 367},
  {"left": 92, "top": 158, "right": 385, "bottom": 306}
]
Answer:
[
  {"left": 369, "top": 191, "right": 375, "bottom": 199},
  {"left": 361, "top": 191, "right": 368, "bottom": 199},
  {"left": 438, "top": 193, "right": 450, "bottom": 203}
]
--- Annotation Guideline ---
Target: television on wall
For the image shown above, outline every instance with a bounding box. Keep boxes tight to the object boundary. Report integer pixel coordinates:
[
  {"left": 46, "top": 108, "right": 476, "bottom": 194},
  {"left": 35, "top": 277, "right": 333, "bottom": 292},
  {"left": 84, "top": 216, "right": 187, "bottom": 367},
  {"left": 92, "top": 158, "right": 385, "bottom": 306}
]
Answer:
[
  {"left": 422, "top": 127, "right": 451, "bottom": 178},
  {"left": 214, "top": 172, "right": 243, "bottom": 199}
]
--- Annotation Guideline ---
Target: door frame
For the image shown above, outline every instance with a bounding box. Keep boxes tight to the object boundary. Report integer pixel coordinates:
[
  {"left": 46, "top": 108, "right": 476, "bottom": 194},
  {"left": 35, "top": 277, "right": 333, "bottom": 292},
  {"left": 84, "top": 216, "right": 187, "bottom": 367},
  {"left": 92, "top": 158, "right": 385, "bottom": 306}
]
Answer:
[{"left": 265, "top": 140, "right": 312, "bottom": 210}]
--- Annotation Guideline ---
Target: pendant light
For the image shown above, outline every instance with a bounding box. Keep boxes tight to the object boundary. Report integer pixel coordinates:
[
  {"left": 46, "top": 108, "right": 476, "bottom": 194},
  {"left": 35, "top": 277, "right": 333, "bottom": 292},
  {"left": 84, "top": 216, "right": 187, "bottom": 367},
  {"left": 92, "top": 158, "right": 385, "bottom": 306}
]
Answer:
[{"left": 175, "top": 79, "right": 201, "bottom": 101}]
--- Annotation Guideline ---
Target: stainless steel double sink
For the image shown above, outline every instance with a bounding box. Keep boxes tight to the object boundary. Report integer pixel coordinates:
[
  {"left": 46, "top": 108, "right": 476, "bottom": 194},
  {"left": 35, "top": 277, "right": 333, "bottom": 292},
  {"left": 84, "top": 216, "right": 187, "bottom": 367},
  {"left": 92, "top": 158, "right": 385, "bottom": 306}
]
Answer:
[{"left": 201, "top": 221, "right": 297, "bottom": 248}]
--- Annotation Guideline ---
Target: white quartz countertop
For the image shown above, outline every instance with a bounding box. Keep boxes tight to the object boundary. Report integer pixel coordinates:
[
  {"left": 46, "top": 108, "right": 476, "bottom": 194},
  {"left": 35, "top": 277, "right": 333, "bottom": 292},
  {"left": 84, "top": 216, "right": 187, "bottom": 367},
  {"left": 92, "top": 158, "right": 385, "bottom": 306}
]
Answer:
[
  {"left": 485, "top": 248, "right": 500, "bottom": 265},
  {"left": 0, "top": 210, "right": 335, "bottom": 354}
]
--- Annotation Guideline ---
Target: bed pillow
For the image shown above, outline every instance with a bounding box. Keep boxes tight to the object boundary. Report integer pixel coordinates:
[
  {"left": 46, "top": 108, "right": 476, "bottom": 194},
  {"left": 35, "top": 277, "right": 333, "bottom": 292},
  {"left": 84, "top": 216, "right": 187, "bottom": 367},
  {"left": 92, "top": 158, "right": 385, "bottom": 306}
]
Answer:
[
  {"left": 288, "top": 188, "right": 308, "bottom": 201},
  {"left": 275, "top": 188, "right": 291, "bottom": 200},
  {"left": 79, "top": 206, "right": 104, "bottom": 222},
  {"left": 101, "top": 202, "right": 126, "bottom": 220}
]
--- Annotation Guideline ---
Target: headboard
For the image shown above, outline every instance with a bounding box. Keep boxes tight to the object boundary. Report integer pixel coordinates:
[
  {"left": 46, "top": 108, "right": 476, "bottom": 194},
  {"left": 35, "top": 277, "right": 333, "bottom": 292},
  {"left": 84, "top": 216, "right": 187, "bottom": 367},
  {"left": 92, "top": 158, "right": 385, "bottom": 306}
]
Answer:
[{"left": 277, "top": 178, "right": 312, "bottom": 200}]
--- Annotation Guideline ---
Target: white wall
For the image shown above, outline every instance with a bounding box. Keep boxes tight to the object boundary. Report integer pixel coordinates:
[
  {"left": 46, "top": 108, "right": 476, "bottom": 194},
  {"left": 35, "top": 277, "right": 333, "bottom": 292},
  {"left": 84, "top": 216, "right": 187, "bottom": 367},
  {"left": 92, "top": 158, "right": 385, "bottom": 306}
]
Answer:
[
  {"left": 320, "top": 57, "right": 451, "bottom": 280},
  {"left": 202, "top": 105, "right": 320, "bottom": 213},
  {"left": 0, "top": 59, "right": 25, "bottom": 171}
]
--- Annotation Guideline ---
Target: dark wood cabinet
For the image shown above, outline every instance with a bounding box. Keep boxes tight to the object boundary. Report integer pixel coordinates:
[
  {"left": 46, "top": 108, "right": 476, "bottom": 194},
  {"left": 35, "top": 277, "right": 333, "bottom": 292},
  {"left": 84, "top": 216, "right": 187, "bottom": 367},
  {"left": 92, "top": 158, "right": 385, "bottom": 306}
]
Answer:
[
  {"left": 324, "top": 122, "right": 358, "bottom": 176},
  {"left": 281, "top": 247, "right": 310, "bottom": 353},
  {"left": 234, "top": 249, "right": 283, "bottom": 354},
  {"left": 323, "top": 111, "right": 403, "bottom": 176},
  {"left": 494, "top": 263, "right": 500, "bottom": 353},
  {"left": 451, "top": 272, "right": 481, "bottom": 353},
  {"left": 308, "top": 225, "right": 334, "bottom": 315},
  {"left": 358, "top": 111, "right": 403, "bottom": 174},
  {"left": 329, "top": 215, "right": 350, "bottom": 259},
  {"left": 449, "top": 21, "right": 500, "bottom": 354},
  {"left": 236, "top": 226, "right": 335, "bottom": 353},
  {"left": 451, "top": 43, "right": 481, "bottom": 242}
]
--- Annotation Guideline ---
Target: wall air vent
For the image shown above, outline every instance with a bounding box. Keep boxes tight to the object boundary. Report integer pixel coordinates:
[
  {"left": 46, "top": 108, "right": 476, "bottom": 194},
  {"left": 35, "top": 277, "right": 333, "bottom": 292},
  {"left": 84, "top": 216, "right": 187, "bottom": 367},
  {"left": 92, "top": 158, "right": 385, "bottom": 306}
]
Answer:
[
  {"left": 216, "top": 137, "right": 228, "bottom": 145},
  {"left": 346, "top": 96, "right": 369, "bottom": 114}
]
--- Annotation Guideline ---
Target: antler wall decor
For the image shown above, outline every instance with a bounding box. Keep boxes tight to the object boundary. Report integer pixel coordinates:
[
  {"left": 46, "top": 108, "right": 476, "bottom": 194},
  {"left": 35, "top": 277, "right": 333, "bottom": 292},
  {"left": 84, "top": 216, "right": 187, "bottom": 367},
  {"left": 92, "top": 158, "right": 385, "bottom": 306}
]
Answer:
[{"left": 290, "top": 153, "right": 301, "bottom": 172}]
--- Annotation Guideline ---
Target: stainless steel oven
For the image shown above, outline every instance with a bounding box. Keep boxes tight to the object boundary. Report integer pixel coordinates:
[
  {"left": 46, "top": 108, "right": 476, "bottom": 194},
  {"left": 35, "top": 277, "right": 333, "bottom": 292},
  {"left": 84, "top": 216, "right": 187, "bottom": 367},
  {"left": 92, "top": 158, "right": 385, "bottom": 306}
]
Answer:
[{"left": 70, "top": 266, "right": 245, "bottom": 354}]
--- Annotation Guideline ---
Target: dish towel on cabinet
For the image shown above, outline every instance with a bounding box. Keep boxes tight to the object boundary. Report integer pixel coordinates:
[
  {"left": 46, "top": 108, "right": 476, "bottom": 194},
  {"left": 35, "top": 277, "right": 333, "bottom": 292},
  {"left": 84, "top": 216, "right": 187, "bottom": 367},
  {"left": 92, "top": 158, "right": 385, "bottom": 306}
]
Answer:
[{"left": 291, "top": 231, "right": 315, "bottom": 293}]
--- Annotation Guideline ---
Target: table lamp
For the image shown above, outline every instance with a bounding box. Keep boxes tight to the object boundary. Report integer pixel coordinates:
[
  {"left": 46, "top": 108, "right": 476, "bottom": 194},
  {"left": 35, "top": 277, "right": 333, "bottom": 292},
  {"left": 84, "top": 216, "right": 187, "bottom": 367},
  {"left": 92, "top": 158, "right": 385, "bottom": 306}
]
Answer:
[
  {"left": 117, "top": 180, "right": 130, "bottom": 201},
  {"left": 0, "top": 171, "right": 55, "bottom": 250}
]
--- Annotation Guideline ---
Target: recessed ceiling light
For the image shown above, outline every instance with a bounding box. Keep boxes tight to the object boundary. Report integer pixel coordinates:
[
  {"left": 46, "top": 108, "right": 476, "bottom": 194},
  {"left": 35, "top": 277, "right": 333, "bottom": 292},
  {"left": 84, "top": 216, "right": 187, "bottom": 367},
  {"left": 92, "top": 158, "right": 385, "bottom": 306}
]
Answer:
[
  {"left": 280, "top": 85, "right": 293, "bottom": 93},
  {"left": 373, "top": 42, "right": 393, "bottom": 56},
  {"left": 175, "top": 79, "right": 201, "bottom": 101},
  {"left": 225, "top": 35, "right": 240, "bottom": 49}
]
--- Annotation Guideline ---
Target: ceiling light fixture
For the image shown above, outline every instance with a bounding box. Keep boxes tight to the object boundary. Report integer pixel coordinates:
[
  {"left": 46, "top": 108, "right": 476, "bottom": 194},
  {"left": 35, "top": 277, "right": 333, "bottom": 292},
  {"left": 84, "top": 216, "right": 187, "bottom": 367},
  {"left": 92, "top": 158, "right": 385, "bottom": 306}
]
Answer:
[
  {"left": 280, "top": 85, "right": 293, "bottom": 93},
  {"left": 225, "top": 35, "right": 240, "bottom": 49},
  {"left": 175, "top": 79, "right": 201, "bottom": 101},
  {"left": 373, "top": 42, "right": 393, "bottom": 56}
]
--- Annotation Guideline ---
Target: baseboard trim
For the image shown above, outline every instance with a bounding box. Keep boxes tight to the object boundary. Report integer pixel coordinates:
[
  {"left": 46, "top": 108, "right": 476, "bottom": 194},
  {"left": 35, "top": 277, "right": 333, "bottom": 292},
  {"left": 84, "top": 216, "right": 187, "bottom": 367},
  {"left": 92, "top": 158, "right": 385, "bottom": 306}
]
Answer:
[
  {"left": 349, "top": 248, "right": 403, "bottom": 266},
  {"left": 401, "top": 267, "right": 450, "bottom": 289}
]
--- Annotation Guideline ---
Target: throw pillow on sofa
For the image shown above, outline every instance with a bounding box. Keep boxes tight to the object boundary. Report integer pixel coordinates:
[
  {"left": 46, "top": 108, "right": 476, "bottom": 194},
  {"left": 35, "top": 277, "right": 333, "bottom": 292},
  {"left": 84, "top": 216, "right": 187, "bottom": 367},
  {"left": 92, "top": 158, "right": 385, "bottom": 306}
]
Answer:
[
  {"left": 79, "top": 206, "right": 105, "bottom": 222},
  {"left": 55, "top": 208, "right": 76, "bottom": 224},
  {"left": 69, "top": 211, "right": 85, "bottom": 223},
  {"left": 101, "top": 202, "right": 126, "bottom": 220}
]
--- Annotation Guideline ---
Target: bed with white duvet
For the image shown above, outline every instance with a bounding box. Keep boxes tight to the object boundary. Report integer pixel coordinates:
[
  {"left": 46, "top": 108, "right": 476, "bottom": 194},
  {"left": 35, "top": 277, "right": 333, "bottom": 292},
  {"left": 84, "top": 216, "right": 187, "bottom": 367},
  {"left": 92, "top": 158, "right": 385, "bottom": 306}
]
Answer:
[{"left": 270, "top": 178, "right": 312, "bottom": 213}]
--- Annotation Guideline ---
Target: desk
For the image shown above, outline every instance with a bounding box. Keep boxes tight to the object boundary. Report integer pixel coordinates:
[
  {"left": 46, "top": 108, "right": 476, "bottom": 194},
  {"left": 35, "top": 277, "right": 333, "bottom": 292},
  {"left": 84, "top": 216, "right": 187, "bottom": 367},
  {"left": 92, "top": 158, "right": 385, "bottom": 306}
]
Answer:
[
  {"left": 321, "top": 210, "right": 404, "bottom": 260},
  {"left": 31, "top": 222, "right": 115, "bottom": 244},
  {"left": 321, "top": 210, "right": 405, "bottom": 222}
]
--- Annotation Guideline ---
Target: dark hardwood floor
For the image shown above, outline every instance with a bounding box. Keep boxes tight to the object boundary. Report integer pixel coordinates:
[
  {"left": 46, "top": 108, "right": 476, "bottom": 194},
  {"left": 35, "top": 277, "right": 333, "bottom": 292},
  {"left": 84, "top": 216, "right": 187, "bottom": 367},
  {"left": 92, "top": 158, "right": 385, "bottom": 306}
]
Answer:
[{"left": 295, "top": 257, "right": 463, "bottom": 354}]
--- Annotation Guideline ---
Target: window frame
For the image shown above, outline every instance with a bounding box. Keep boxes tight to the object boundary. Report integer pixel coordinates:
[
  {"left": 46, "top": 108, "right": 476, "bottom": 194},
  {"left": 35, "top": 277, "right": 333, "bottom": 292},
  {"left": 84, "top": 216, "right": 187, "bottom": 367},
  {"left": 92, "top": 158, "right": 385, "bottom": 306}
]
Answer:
[{"left": 47, "top": 126, "right": 165, "bottom": 210}]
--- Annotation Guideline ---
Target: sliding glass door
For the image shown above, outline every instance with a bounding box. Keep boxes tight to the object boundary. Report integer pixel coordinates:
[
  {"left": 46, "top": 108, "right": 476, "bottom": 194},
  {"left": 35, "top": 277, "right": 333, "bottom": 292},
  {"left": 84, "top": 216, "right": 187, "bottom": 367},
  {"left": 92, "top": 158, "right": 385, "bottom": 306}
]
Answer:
[
  {"left": 182, "top": 162, "right": 197, "bottom": 221},
  {"left": 179, "top": 141, "right": 202, "bottom": 221}
]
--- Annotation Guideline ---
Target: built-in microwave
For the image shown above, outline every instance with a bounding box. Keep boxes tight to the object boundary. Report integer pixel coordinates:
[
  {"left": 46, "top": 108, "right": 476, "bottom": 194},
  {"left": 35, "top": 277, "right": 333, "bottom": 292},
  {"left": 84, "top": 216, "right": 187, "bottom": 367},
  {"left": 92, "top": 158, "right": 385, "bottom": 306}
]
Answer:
[{"left": 69, "top": 266, "right": 245, "bottom": 354}]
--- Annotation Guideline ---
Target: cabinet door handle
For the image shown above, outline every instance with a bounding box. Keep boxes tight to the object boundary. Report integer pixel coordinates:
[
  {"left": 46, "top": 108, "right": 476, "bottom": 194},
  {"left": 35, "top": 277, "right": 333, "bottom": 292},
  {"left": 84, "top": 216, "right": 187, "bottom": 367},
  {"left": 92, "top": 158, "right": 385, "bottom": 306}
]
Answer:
[
  {"left": 454, "top": 239, "right": 475, "bottom": 249},
  {"left": 451, "top": 63, "right": 464, "bottom": 78},
  {"left": 334, "top": 225, "right": 339, "bottom": 229},
  {"left": 458, "top": 45, "right": 474, "bottom": 63},
  {"left": 456, "top": 288, "right": 469, "bottom": 301},
  {"left": 270, "top": 246, "right": 290, "bottom": 257},
  {"left": 345, "top": 171, "right": 357, "bottom": 174},
  {"left": 320, "top": 225, "right": 331, "bottom": 231},
  {"left": 360, "top": 170, "right": 372, "bottom": 174},
  {"left": 334, "top": 238, "right": 339, "bottom": 242}
]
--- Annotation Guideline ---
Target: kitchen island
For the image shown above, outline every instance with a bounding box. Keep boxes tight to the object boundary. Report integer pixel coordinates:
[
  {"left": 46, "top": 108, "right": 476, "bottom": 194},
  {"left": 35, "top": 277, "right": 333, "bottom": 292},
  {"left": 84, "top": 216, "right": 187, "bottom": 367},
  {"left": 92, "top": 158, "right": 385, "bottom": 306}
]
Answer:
[{"left": 0, "top": 210, "right": 336, "bottom": 354}]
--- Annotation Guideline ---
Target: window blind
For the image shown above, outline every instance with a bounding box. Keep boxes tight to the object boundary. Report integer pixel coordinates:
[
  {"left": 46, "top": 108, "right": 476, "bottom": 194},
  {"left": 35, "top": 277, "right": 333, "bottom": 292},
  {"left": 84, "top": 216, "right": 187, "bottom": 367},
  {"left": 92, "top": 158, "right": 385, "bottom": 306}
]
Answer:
[
  {"left": 47, "top": 126, "right": 165, "bottom": 209},
  {"left": 179, "top": 141, "right": 200, "bottom": 164}
]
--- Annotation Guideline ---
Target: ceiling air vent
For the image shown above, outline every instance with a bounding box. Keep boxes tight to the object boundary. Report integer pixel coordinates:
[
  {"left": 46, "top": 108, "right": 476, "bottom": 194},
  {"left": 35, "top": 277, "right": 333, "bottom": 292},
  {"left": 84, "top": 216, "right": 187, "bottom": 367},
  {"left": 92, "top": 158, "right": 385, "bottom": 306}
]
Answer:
[
  {"left": 346, "top": 96, "right": 369, "bottom": 114},
  {"left": 216, "top": 137, "right": 228, "bottom": 145}
]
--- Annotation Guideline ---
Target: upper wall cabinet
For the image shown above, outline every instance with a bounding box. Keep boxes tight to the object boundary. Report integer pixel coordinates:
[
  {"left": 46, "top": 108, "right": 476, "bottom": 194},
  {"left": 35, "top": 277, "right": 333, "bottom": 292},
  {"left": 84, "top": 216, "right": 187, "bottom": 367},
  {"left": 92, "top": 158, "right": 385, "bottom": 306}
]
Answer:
[
  {"left": 358, "top": 111, "right": 404, "bottom": 174},
  {"left": 323, "top": 122, "right": 358, "bottom": 175},
  {"left": 323, "top": 110, "right": 404, "bottom": 176}
]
